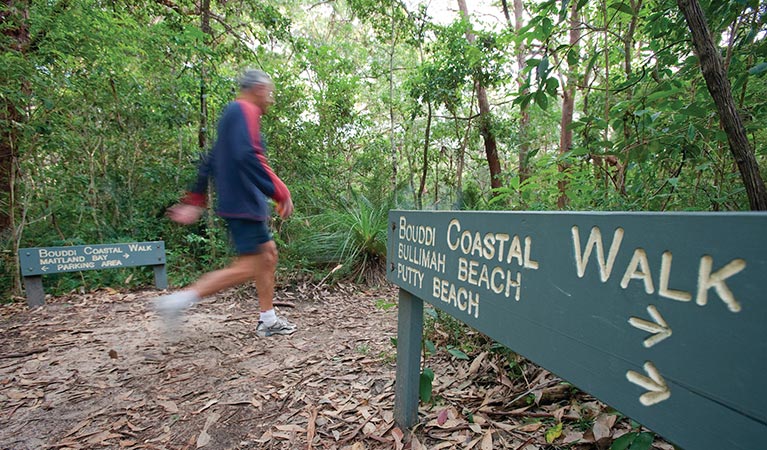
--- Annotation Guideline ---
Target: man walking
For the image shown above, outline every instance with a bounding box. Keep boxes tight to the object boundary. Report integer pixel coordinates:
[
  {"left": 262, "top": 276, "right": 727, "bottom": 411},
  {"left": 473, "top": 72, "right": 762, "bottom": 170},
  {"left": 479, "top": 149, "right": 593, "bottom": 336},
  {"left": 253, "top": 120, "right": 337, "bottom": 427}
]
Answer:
[{"left": 155, "top": 69, "right": 296, "bottom": 337}]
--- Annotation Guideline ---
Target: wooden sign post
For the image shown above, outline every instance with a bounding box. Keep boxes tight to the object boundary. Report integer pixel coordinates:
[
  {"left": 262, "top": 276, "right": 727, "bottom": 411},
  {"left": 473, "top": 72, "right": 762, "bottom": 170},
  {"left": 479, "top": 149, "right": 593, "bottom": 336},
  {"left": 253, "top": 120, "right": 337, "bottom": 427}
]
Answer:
[
  {"left": 18, "top": 241, "right": 167, "bottom": 307},
  {"left": 387, "top": 211, "right": 767, "bottom": 450}
]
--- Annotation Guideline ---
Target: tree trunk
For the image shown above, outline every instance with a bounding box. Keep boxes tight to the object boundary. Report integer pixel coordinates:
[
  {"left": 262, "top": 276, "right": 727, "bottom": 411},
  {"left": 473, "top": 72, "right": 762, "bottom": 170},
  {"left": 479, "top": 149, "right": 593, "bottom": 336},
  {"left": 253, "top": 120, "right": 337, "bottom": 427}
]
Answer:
[
  {"left": 457, "top": 0, "right": 503, "bottom": 196},
  {"left": 557, "top": 1, "right": 580, "bottom": 209},
  {"left": 417, "top": 101, "right": 432, "bottom": 209},
  {"left": 0, "top": 0, "right": 29, "bottom": 232},
  {"left": 389, "top": 1, "right": 398, "bottom": 194},
  {"left": 199, "top": 0, "right": 211, "bottom": 151},
  {"left": 677, "top": 0, "right": 767, "bottom": 210},
  {"left": 2, "top": 0, "right": 30, "bottom": 295},
  {"left": 502, "top": 0, "right": 532, "bottom": 189},
  {"left": 513, "top": 0, "right": 531, "bottom": 187}
]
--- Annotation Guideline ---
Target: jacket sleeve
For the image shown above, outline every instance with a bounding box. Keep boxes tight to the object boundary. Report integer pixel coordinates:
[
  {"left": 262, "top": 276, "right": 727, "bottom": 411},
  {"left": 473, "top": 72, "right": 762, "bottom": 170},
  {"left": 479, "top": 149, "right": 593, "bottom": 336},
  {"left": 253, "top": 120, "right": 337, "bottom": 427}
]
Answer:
[
  {"left": 235, "top": 101, "right": 291, "bottom": 203},
  {"left": 181, "top": 151, "right": 212, "bottom": 207}
]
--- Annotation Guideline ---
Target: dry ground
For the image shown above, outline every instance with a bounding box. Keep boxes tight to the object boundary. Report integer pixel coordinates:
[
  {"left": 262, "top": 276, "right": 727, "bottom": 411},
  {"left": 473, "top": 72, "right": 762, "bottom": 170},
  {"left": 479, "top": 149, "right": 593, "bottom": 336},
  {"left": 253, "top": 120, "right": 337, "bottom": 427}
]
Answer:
[{"left": 0, "top": 284, "right": 673, "bottom": 450}]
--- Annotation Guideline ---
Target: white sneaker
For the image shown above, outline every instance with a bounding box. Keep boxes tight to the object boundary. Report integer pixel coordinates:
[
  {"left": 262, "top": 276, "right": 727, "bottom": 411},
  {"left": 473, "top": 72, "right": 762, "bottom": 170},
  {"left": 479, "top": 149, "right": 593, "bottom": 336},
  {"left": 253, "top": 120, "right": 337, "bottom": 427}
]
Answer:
[
  {"left": 256, "top": 317, "right": 297, "bottom": 337},
  {"left": 153, "top": 291, "right": 196, "bottom": 325}
]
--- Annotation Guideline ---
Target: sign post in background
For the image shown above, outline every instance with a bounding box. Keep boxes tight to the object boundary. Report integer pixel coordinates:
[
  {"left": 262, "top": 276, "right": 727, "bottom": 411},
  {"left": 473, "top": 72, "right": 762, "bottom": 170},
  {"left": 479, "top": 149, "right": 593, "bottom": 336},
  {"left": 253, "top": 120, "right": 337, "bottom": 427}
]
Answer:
[
  {"left": 387, "top": 211, "right": 767, "bottom": 450},
  {"left": 19, "top": 241, "right": 167, "bottom": 307}
]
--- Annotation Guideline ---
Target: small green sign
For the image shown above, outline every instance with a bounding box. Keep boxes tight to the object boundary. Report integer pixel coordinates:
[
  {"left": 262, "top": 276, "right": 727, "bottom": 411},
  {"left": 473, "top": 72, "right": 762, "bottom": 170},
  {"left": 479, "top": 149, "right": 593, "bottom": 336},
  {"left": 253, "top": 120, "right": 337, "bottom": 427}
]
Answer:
[
  {"left": 19, "top": 241, "right": 165, "bottom": 275},
  {"left": 18, "top": 241, "right": 167, "bottom": 307},
  {"left": 387, "top": 211, "right": 766, "bottom": 450}
]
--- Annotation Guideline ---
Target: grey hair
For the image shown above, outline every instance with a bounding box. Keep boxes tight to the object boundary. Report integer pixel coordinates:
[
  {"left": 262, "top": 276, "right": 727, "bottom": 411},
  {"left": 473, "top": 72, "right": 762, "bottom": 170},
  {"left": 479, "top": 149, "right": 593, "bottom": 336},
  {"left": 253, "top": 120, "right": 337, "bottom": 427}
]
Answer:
[{"left": 238, "top": 69, "right": 272, "bottom": 90}]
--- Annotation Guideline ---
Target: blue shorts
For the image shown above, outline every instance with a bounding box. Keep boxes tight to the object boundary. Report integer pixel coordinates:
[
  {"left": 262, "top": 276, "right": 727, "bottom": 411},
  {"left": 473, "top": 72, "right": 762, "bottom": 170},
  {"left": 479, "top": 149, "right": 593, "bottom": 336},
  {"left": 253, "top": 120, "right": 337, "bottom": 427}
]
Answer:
[{"left": 225, "top": 219, "right": 273, "bottom": 255}]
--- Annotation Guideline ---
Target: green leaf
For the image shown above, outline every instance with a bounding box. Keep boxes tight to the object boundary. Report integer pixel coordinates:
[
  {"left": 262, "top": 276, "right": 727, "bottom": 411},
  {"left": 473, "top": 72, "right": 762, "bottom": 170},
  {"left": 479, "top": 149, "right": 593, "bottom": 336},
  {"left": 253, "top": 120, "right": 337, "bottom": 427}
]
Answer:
[
  {"left": 545, "top": 422, "right": 563, "bottom": 443},
  {"left": 609, "top": 2, "right": 634, "bottom": 15},
  {"left": 545, "top": 77, "right": 559, "bottom": 96},
  {"left": 632, "top": 432, "right": 654, "bottom": 449},
  {"left": 609, "top": 432, "right": 654, "bottom": 450},
  {"left": 537, "top": 57, "right": 550, "bottom": 80},
  {"left": 424, "top": 339, "right": 436, "bottom": 354},
  {"left": 534, "top": 91, "right": 549, "bottom": 110},
  {"left": 748, "top": 62, "right": 767, "bottom": 76},
  {"left": 447, "top": 346, "right": 470, "bottom": 360},
  {"left": 679, "top": 104, "right": 708, "bottom": 118},
  {"left": 687, "top": 123, "right": 696, "bottom": 142},
  {"left": 646, "top": 88, "right": 681, "bottom": 102},
  {"left": 567, "top": 48, "right": 579, "bottom": 66},
  {"left": 419, "top": 368, "right": 435, "bottom": 402},
  {"left": 610, "top": 433, "right": 636, "bottom": 450}
]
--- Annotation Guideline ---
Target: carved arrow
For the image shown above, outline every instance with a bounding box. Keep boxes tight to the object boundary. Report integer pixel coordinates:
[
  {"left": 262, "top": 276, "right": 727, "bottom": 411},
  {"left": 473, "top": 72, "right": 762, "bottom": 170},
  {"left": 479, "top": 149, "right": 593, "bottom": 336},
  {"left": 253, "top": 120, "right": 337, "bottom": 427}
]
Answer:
[
  {"left": 626, "top": 361, "right": 670, "bottom": 406},
  {"left": 629, "top": 305, "right": 672, "bottom": 348}
]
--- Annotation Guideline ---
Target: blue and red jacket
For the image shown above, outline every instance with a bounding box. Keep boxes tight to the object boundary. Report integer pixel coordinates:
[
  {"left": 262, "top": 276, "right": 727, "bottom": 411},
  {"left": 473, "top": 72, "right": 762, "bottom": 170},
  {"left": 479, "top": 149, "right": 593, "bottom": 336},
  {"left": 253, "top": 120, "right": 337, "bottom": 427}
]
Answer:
[{"left": 182, "top": 100, "right": 290, "bottom": 221}]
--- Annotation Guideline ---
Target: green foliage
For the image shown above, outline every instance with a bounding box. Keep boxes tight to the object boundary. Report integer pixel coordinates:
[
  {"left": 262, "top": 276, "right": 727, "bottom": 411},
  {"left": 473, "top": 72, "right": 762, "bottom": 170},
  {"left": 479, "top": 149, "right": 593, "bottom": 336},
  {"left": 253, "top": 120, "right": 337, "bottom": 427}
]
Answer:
[
  {"left": 419, "top": 367, "right": 435, "bottom": 403},
  {"left": 610, "top": 432, "right": 654, "bottom": 450},
  {"left": 289, "top": 192, "right": 389, "bottom": 285},
  {"left": 3, "top": 0, "right": 767, "bottom": 302}
]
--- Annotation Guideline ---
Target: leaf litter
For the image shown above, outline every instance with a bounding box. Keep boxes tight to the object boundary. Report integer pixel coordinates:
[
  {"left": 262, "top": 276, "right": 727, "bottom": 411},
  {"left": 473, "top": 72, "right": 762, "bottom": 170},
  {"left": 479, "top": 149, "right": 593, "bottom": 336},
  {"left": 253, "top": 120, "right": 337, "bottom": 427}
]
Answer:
[{"left": 0, "top": 284, "right": 673, "bottom": 449}]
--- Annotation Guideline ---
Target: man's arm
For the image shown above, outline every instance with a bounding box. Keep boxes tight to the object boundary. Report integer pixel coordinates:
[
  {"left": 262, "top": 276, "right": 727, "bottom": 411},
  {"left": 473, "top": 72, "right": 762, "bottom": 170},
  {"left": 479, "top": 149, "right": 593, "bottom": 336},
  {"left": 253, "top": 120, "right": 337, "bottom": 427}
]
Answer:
[
  {"left": 235, "top": 101, "right": 293, "bottom": 217},
  {"left": 168, "top": 151, "right": 213, "bottom": 224}
]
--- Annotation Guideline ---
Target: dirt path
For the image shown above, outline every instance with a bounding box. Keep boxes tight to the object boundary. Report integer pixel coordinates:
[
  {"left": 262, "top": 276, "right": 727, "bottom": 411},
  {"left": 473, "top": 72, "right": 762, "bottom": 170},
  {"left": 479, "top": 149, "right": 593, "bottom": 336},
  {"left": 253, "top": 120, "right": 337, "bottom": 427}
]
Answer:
[
  {"left": 0, "top": 286, "right": 672, "bottom": 450},
  {"left": 0, "top": 286, "right": 400, "bottom": 449}
]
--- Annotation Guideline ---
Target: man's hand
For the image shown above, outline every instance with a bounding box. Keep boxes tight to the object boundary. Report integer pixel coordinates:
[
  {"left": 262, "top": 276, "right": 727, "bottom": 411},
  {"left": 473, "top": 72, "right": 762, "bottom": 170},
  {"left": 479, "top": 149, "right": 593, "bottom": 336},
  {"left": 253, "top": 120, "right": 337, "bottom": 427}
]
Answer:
[
  {"left": 276, "top": 197, "right": 294, "bottom": 219},
  {"left": 167, "top": 203, "right": 204, "bottom": 225}
]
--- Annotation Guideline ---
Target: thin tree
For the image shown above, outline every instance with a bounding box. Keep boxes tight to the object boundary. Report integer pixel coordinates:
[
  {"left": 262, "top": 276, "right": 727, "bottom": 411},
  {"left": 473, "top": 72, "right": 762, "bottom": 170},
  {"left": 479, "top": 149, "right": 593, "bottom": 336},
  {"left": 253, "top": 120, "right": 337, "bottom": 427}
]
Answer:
[
  {"left": 1, "top": 0, "right": 29, "bottom": 232},
  {"left": 501, "top": 0, "right": 532, "bottom": 189},
  {"left": 457, "top": 0, "right": 503, "bottom": 197},
  {"left": 676, "top": 0, "right": 767, "bottom": 210},
  {"left": 557, "top": 0, "right": 580, "bottom": 209}
]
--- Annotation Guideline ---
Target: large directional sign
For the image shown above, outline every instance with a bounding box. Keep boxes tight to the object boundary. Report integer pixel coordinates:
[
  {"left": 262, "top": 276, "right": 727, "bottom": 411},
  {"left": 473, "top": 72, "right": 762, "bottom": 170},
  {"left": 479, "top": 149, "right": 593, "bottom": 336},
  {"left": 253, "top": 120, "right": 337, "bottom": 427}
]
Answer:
[
  {"left": 18, "top": 241, "right": 167, "bottom": 307},
  {"left": 387, "top": 211, "right": 766, "bottom": 450}
]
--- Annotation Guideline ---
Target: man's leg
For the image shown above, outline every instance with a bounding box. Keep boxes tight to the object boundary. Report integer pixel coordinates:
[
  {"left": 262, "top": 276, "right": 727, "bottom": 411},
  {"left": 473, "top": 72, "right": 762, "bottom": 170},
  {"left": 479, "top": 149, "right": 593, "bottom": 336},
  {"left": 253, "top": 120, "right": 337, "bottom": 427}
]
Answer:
[
  {"left": 191, "top": 254, "right": 260, "bottom": 298},
  {"left": 253, "top": 240, "right": 278, "bottom": 312},
  {"left": 254, "top": 240, "right": 296, "bottom": 337},
  {"left": 153, "top": 255, "right": 259, "bottom": 320}
]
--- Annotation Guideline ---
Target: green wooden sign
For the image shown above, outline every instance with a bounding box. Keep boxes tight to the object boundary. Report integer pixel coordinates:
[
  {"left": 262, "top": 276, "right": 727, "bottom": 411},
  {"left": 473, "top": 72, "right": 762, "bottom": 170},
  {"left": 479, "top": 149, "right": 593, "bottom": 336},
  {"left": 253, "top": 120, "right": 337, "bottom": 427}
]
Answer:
[
  {"left": 18, "top": 241, "right": 167, "bottom": 307},
  {"left": 387, "top": 211, "right": 766, "bottom": 450}
]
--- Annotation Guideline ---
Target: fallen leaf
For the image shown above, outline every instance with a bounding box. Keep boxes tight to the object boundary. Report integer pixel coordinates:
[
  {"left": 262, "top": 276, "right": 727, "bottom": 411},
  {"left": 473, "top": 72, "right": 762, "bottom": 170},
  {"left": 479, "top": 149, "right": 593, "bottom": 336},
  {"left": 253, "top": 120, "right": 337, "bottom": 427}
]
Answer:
[
  {"left": 545, "top": 422, "right": 563, "bottom": 443},
  {"left": 158, "top": 400, "right": 179, "bottom": 413},
  {"left": 468, "top": 352, "right": 488, "bottom": 376},
  {"left": 87, "top": 430, "right": 122, "bottom": 445},
  {"left": 562, "top": 430, "right": 584, "bottom": 444},
  {"left": 196, "top": 412, "right": 221, "bottom": 448},
  {"left": 480, "top": 429, "right": 493, "bottom": 450},
  {"left": 275, "top": 424, "right": 305, "bottom": 433},
  {"left": 195, "top": 399, "right": 218, "bottom": 414},
  {"left": 197, "top": 430, "right": 211, "bottom": 448},
  {"left": 437, "top": 409, "right": 449, "bottom": 426},
  {"left": 306, "top": 406, "right": 317, "bottom": 450},
  {"left": 517, "top": 422, "right": 543, "bottom": 432},
  {"left": 592, "top": 413, "right": 617, "bottom": 441},
  {"left": 391, "top": 427, "right": 404, "bottom": 450}
]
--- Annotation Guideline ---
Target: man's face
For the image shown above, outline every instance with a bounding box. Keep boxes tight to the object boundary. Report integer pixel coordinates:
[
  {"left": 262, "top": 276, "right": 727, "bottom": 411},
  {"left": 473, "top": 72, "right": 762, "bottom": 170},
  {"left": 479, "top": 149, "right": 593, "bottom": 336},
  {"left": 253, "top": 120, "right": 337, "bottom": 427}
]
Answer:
[{"left": 254, "top": 83, "right": 275, "bottom": 113}]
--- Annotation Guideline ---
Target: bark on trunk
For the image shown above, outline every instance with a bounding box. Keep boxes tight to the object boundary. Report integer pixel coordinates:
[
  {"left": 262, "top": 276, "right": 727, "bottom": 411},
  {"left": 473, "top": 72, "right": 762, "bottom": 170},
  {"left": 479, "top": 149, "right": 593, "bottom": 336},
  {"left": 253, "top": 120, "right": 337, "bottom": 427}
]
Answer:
[
  {"left": 677, "top": 0, "right": 767, "bottom": 210},
  {"left": 513, "top": 0, "right": 531, "bottom": 185},
  {"left": 0, "top": 0, "right": 29, "bottom": 231},
  {"left": 417, "top": 101, "right": 432, "bottom": 209},
  {"left": 557, "top": 1, "right": 580, "bottom": 209},
  {"left": 457, "top": 0, "right": 503, "bottom": 195},
  {"left": 502, "top": 0, "right": 532, "bottom": 190},
  {"left": 199, "top": 0, "right": 211, "bottom": 151}
]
